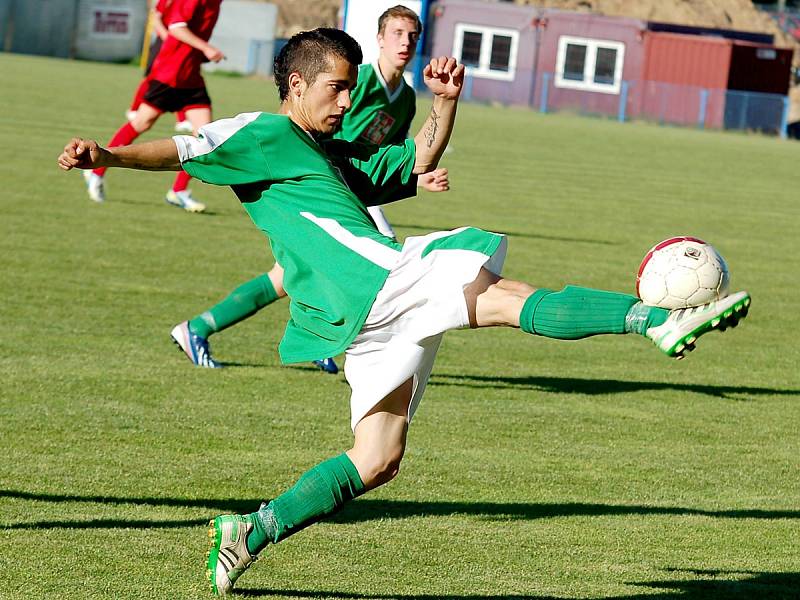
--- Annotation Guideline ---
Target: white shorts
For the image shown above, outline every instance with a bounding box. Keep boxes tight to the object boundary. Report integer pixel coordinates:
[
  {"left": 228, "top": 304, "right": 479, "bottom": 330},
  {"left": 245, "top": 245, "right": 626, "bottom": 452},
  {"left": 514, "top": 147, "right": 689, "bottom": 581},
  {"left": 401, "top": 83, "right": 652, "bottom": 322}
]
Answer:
[{"left": 344, "top": 227, "right": 507, "bottom": 430}]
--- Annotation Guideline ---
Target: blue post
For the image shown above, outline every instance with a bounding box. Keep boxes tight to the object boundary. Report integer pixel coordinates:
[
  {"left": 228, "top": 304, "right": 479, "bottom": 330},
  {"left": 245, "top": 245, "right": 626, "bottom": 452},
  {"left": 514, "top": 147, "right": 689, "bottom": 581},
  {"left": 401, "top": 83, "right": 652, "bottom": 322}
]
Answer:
[
  {"left": 739, "top": 92, "right": 749, "bottom": 130},
  {"left": 617, "top": 80, "right": 629, "bottom": 122},
  {"left": 412, "top": 0, "right": 432, "bottom": 89},
  {"left": 463, "top": 70, "right": 473, "bottom": 102},
  {"left": 780, "top": 95, "right": 790, "bottom": 139},
  {"left": 539, "top": 72, "right": 550, "bottom": 114},
  {"left": 698, "top": 89, "right": 709, "bottom": 129},
  {"left": 246, "top": 40, "right": 259, "bottom": 75}
]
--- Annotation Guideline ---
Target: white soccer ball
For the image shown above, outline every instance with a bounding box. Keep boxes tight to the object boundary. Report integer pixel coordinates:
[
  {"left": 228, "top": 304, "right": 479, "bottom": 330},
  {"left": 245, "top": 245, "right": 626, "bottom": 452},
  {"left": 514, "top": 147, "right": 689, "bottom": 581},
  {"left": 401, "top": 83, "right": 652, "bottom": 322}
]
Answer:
[{"left": 636, "top": 237, "right": 730, "bottom": 309}]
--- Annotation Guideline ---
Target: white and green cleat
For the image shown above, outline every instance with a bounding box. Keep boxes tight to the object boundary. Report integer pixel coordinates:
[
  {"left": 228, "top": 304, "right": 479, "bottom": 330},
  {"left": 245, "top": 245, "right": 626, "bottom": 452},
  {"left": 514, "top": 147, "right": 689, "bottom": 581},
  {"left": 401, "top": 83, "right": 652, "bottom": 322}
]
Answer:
[
  {"left": 83, "top": 170, "right": 106, "bottom": 203},
  {"left": 206, "top": 514, "right": 257, "bottom": 596},
  {"left": 646, "top": 291, "right": 751, "bottom": 359},
  {"left": 166, "top": 189, "right": 206, "bottom": 213}
]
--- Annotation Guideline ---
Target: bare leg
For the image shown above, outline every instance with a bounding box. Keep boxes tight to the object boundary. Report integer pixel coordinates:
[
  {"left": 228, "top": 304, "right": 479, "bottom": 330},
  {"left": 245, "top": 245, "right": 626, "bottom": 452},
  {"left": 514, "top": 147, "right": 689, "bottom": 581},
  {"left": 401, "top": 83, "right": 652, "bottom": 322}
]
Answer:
[
  {"left": 267, "top": 262, "right": 287, "bottom": 298},
  {"left": 129, "top": 102, "right": 161, "bottom": 134},
  {"left": 463, "top": 268, "right": 538, "bottom": 329},
  {"left": 347, "top": 377, "right": 413, "bottom": 490},
  {"left": 183, "top": 106, "right": 212, "bottom": 134}
]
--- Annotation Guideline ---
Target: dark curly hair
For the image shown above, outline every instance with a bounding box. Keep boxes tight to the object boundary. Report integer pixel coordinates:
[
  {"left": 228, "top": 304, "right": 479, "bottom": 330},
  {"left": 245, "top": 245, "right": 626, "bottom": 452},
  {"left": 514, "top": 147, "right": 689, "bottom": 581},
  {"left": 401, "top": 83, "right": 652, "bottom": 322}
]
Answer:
[{"left": 274, "top": 28, "right": 363, "bottom": 101}]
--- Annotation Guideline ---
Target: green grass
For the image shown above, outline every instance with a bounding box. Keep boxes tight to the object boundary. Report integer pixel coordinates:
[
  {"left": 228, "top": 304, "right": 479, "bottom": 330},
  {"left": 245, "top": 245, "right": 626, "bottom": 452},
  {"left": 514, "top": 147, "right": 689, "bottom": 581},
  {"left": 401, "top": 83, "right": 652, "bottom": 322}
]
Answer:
[{"left": 1, "top": 52, "right": 799, "bottom": 599}]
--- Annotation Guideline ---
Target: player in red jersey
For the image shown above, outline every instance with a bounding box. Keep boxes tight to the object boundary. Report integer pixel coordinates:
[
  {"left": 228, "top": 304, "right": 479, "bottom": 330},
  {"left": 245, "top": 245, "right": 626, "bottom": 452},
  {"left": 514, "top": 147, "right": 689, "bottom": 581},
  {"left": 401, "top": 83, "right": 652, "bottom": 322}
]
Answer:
[
  {"left": 83, "top": 0, "right": 224, "bottom": 213},
  {"left": 127, "top": 0, "right": 192, "bottom": 133}
]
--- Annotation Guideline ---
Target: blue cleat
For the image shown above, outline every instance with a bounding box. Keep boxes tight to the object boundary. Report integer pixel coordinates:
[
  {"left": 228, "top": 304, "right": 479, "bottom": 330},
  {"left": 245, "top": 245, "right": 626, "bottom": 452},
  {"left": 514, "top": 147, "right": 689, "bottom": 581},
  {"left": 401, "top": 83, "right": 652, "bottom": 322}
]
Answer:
[
  {"left": 312, "top": 357, "right": 339, "bottom": 374},
  {"left": 170, "top": 321, "right": 221, "bottom": 368}
]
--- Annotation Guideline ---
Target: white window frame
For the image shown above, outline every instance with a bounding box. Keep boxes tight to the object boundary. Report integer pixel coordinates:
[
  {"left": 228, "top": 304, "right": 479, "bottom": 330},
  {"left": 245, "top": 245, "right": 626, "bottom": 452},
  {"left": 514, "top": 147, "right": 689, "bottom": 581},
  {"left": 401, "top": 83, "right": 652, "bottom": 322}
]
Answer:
[
  {"left": 554, "top": 36, "right": 625, "bottom": 94},
  {"left": 452, "top": 23, "right": 519, "bottom": 82}
]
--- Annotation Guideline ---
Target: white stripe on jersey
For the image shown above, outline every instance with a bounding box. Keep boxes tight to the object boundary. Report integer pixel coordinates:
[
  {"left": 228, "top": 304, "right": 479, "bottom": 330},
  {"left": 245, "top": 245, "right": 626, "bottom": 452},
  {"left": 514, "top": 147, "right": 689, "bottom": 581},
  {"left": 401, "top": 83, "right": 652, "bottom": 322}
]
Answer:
[
  {"left": 300, "top": 211, "right": 400, "bottom": 270},
  {"left": 173, "top": 112, "right": 262, "bottom": 163}
]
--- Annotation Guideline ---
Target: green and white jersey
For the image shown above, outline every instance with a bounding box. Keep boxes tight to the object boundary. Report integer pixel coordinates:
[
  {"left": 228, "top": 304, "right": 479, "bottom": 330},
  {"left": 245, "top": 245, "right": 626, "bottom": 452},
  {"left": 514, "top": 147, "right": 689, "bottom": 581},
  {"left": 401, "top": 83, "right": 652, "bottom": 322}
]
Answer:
[
  {"left": 334, "top": 62, "right": 416, "bottom": 146},
  {"left": 175, "top": 112, "right": 417, "bottom": 363}
]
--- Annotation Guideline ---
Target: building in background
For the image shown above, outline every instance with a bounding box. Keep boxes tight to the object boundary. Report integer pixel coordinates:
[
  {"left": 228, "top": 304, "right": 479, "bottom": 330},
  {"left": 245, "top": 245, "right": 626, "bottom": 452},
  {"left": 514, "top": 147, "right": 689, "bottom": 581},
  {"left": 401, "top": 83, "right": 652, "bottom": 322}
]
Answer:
[
  {"left": 0, "top": 0, "right": 148, "bottom": 60},
  {"left": 1, "top": 0, "right": 277, "bottom": 76},
  {"left": 204, "top": 0, "right": 278, "bottom": 76},
  {"left": 427, "top": 0, "right": 793, "bottom": 134}
]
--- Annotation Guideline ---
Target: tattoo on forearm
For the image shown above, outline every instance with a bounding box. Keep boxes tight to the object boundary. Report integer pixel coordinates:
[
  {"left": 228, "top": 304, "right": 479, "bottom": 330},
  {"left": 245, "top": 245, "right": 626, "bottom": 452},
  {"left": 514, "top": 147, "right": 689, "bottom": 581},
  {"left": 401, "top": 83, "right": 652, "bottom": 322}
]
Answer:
[{"left": 424, "top": 108, "right": 440, "bottom": 148}]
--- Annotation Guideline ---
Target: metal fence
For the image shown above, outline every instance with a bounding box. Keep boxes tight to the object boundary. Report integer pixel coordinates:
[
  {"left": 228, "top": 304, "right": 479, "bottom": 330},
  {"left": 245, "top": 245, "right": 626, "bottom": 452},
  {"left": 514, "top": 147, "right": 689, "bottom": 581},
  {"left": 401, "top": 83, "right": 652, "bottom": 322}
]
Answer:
[
  {"left": 450, "top": 67, "right": 791, "bottom": 138},
  {"left": 761, "top": 7, "right": 800, "bottom": 40}
]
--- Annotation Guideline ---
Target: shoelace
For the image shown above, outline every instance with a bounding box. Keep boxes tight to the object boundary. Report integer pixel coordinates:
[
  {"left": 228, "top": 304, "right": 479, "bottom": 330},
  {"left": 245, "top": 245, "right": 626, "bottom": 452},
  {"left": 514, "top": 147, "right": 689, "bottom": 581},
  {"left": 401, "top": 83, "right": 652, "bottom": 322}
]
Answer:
[
  {"left": 672, "top": 304, "right": 705, "bottom": 321},
  {"left": 192, "top": 335, "right": 217, "bottom": 367}
]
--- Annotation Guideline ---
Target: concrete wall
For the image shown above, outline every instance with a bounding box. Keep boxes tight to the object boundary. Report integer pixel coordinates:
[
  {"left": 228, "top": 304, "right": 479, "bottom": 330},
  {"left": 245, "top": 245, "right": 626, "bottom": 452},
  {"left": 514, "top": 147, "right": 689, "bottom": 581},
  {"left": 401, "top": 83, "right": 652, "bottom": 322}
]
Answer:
[
  {"left": 2, "top": 0, "right": 79, "bottom": 58},
  {"left": 74, "top": 0, "right": 148, "bottom": 62},
  {"left": 0, "top": 0, "right": 146, "bottom": 61},
  {"left": 204, "top": 0, "right": 278, "bottom": 76}
]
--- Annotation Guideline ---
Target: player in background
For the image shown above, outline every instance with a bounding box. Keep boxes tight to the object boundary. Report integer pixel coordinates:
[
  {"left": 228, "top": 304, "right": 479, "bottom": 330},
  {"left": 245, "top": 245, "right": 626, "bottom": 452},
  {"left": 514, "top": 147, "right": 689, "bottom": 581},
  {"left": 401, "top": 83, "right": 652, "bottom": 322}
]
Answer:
[
  {"left": 127, "top": 0, "right": 193, "bottom": 134},
  {"left": 82, "top": 0, "right": 225, "bottom": 213},
  {"left": 336, "top": 4, "right": 449, "bottom": 238},
  {"left": 58, "top": 29, "right": 751, "bottom": 596},
  {"left": 167, "top": 5, "right": 447, "bottom": 372}
]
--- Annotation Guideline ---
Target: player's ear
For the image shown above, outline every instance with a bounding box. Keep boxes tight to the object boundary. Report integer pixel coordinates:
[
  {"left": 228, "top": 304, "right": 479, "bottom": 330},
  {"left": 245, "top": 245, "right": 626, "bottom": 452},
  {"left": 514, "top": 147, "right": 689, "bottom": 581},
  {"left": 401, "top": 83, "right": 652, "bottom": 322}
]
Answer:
[{"left": 288, "top": 72, "right": 304, "bottom": 97}]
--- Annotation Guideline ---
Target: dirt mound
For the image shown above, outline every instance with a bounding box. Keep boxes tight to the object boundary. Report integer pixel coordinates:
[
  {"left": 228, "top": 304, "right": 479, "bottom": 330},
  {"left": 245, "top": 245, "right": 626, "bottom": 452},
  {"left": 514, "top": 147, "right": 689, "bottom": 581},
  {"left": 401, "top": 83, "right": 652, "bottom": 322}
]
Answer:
[
  {"left": 267, "top": 0, "right": 794, "bottom": 48},
  {"left": 268, "top": 0, "right": 340, "bottom": 37},
  {"left": 268, "top": 0, "right": 799, "bottom": 72},
  {"left": 521, "top": 0, "right": 796, "bottom": 47}
]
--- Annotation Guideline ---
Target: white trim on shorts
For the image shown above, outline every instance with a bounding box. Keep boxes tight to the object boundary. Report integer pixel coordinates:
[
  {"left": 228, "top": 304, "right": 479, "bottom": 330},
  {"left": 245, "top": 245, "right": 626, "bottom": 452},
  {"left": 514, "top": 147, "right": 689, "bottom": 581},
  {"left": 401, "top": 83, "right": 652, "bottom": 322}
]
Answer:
[{"left": 344, "top": 227, "right": 508, "bottom": 431}]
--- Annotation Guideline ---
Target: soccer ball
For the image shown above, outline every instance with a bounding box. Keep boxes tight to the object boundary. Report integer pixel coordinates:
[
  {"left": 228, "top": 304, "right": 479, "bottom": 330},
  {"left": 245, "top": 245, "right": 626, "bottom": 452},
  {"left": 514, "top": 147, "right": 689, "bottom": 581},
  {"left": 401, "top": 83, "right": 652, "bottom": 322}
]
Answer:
[{"left": 636, "top": 237, "right": 730, "bottom": 309}]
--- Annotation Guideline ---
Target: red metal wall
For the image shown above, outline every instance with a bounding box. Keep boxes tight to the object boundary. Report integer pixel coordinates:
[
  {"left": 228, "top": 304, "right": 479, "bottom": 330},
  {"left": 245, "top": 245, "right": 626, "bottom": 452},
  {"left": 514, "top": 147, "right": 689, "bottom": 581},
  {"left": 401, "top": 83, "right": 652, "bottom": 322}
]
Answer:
[
  {"left": 636, "top": 32, "right": 731, "bottom": 127},
  {"left": 727, "top": 42, "right": 793, "bottom": 95},
  {"left": 642, "top": 32, "right": 732, "bottom": 87}
]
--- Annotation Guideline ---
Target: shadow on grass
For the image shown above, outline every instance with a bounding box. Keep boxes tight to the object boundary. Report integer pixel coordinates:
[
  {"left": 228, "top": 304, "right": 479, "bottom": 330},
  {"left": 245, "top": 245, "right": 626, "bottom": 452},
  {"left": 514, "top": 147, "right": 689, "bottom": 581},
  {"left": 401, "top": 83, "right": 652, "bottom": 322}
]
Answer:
[
  {"left": 428, "top": 372, "right": 800, "bottom": 401},
  {"left": 234, "top": 569, "right": 800, "bottom": 599},
  {"left": 391, "top": 223, "right": 616, "bottom": 246},
  {"left": 115, "top": 195, "right": 221, "bottom": 216},
  {"left": 2, "top": 491, "right": 799, "bottom": 530}
]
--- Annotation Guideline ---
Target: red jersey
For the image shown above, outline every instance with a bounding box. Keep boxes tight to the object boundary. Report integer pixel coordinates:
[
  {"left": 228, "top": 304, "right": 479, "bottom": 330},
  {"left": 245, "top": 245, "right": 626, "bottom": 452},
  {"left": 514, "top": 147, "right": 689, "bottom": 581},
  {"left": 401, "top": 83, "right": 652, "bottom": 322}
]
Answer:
[
  {"left": 154, "top": 0, "right": 172, "bottom": 15},
  {"left": 149, "top": 0, "right": 222, "bottom": 89}
]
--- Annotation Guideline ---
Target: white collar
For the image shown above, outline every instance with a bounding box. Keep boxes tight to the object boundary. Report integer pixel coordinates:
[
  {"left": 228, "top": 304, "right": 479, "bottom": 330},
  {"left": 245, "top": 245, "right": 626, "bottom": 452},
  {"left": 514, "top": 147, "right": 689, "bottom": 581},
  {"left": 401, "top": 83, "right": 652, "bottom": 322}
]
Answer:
[{"left": 371, "top": 61, "right": 406, "bottom": 103}]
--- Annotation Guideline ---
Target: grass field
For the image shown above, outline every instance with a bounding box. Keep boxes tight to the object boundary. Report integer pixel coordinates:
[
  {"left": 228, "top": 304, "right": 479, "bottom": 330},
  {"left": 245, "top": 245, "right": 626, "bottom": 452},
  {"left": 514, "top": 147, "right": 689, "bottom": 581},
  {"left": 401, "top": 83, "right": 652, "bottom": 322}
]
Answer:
[{"left": 1, "top": 52, "right": 799, "bottom": 599}]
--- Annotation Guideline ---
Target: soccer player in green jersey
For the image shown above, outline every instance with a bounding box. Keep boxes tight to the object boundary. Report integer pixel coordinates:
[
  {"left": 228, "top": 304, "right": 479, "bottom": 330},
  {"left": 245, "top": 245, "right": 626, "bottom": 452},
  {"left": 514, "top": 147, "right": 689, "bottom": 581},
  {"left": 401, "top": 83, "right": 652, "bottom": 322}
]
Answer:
[
  {"left": 58, "top": 28, "right": 751, "bottom": 596},
  {"left": 167, "top": 6, "right": 447, "bottom": 373}
]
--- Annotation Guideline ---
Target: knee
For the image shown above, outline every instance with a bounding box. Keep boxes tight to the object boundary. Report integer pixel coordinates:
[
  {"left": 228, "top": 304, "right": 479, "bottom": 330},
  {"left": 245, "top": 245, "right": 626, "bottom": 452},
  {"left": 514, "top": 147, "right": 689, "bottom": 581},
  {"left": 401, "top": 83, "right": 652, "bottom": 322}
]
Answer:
[
  {"left": 497, "top": 278, "right": 537, "bottom": 298},
  {"left": 131, "top": 116, "right": 155, "bottom": 133},
  {"left": 473, "top": 279, "right": 534, "bottom": 327},
  {"left": 352, "top": 445, "right": 405, "bottom": 489},
  {"left": 271, "top": 278, "right": 286, "bottom": 298},
  {"left": 268, "top": 264, "right": 286, "bottom": 297}
]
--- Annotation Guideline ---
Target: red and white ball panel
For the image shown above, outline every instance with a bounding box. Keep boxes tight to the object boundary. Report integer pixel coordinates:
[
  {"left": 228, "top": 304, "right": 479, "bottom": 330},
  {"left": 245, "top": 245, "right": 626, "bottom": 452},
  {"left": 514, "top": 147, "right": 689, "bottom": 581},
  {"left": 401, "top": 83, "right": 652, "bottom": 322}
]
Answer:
[{"left": 636, "top": 237, "right": 730, "bottom": 309}]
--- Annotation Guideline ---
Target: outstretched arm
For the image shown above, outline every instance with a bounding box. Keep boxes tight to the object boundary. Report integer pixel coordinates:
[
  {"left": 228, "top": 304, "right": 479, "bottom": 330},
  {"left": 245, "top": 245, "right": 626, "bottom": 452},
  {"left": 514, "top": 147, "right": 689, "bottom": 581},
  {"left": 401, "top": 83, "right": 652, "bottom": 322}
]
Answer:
[
  {"left": 169, "top": 23, "right": 225, "bottom": 62},
  {"left": 57, "top": 138, "right": 181, "bottom": 172},
  {"left": 412, "top": 56, "right": 464, "bottom": 175}
]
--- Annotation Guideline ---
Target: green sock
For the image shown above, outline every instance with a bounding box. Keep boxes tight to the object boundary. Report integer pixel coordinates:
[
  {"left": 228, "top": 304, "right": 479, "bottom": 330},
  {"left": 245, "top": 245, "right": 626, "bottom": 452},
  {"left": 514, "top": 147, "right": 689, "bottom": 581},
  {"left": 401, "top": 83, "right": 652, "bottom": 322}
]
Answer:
[
  {"left": 246, "top": 453, "right": 365, "bottom": 554},
  {"left": 623, "top": 300, "right": 669, "bottom": 335},
  {"left": 519, "top": 285, "right": 667, "bottom": 339},
  {"left": 188, "top": 274, "right": 278, "bottom": 338}
]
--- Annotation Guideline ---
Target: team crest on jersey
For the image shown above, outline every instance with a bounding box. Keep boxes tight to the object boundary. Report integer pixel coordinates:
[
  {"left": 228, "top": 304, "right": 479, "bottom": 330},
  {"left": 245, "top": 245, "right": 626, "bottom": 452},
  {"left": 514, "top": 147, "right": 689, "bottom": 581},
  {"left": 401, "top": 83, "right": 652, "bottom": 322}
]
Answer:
[{"left": 361, "top": 111, "right": 396, "bottom": 145}]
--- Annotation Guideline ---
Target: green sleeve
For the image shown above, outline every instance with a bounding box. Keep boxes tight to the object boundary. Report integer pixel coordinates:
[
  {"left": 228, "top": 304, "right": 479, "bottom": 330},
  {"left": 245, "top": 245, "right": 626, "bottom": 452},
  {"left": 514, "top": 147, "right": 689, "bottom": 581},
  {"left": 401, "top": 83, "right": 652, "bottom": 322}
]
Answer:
[
  {"left": 350, "top": 138, "right": 416, "bottom": 189},
  {"left": 327, "top": 139, "right": 416, "bottom": 206},
  {"left": 174, "top": 113, "right": 271, "bottom": 186}
]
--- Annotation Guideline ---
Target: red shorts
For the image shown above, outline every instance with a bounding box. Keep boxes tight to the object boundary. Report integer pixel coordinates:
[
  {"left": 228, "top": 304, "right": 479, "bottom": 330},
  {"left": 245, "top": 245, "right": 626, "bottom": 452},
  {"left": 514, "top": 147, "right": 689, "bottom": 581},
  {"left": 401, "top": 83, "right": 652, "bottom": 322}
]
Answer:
[{"left": 142, "top": 80, "right": 211, "bottom": 114}]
